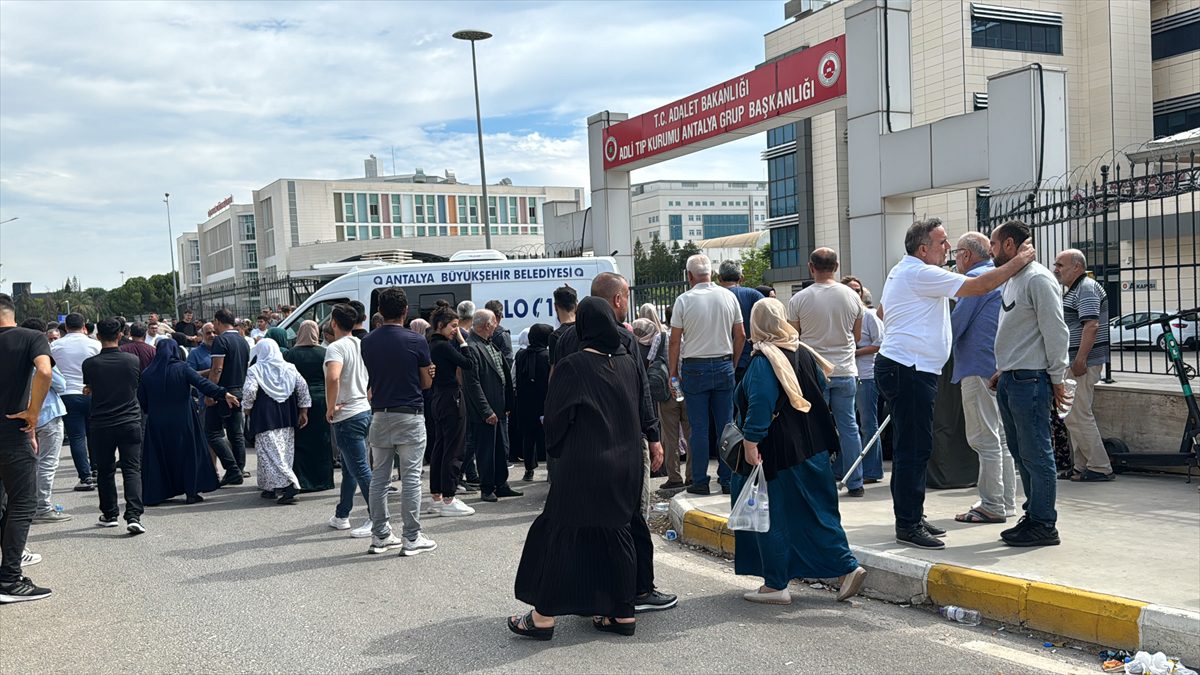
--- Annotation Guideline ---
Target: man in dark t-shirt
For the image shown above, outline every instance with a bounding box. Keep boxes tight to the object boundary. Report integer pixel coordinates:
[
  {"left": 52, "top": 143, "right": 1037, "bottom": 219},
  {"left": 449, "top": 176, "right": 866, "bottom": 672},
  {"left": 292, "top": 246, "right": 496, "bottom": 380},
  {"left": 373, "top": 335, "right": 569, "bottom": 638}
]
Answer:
[
  {"left": 174, "top": 310, "right": 199, "bottom": 346},
  {"left": 118, "top": 322, "right": 157, "bottom": 371},
  {"left": 207, "top": 308, "right": 250, "bottom": 484},
  {"left": 546, "top": 285, "right": 577, "bottom": 362},
  {"left": 0, "top": 293, "right": 54, "bottom": 602},
  {"left": 82, "top": 317, "right": 145, "bottom": 534},
  {"left": 359, "top": 287, "right": 436, "bottom": 556}
]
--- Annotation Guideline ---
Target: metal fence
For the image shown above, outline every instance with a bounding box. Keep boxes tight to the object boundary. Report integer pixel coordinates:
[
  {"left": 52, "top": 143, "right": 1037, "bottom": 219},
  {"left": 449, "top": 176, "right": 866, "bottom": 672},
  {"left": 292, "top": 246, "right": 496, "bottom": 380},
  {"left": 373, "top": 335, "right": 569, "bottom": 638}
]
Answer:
[
  {"left": 978, "top": 150, "right": 1198, "bottom": 379},
  {"left": 177, "top": 273, "right": 326, "bottom": 321},
  {"left": 630, "top": 280, "right": 689, "bottom": 319}
]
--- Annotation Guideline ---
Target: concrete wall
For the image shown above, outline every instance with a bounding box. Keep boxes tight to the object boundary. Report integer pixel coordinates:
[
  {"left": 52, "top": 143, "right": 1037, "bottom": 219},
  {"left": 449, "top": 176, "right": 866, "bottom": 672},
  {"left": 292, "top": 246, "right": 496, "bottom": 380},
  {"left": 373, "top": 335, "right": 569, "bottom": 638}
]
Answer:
[{"left": 1095, "top": 382, "right": 1192, "bottom": 456}]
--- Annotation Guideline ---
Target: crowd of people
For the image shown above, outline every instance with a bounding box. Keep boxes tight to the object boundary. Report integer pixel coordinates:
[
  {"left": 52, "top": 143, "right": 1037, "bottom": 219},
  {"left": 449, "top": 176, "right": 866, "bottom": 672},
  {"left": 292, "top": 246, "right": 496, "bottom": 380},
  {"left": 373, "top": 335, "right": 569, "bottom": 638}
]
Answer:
[{"left": 0, "top": 219, "right": 1111, "bottom": 633}]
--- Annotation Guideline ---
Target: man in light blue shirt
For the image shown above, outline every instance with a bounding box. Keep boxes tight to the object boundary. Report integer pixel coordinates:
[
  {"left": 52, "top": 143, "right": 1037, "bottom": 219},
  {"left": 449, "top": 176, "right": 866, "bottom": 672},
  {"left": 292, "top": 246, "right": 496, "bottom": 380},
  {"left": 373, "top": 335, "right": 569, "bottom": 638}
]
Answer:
[
  {"left": 22, "top": 317, "right": 72, "bottom": 524},
  {"left": 950, "top": 232, "right": 1015, "bottom": 525}
]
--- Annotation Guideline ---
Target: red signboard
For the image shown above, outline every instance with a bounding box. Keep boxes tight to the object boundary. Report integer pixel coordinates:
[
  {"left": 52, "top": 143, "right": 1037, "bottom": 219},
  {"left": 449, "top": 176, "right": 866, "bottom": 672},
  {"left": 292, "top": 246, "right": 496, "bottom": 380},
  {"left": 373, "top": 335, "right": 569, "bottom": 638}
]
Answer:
[
  {"left": 603, "top": 36, "right": 846, "bottom": 170},
  {"left": 208, "top": 195, "right": 233, "bottom": 218}
]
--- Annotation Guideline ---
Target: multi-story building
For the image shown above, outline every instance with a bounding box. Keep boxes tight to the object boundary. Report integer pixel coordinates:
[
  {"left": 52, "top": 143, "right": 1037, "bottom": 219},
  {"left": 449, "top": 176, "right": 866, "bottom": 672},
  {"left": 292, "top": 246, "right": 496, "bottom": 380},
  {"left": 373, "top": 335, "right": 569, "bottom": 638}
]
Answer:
[
  {"left": 176, "top": 231, "right": 201, "bottom": 293},
  {"left": 762, "top": 0, "right": 1199, "bottom": 292},
  {"left": 180, "top": 164, "right": 584, "bottom": 296},
  {"left": 629, "top": 180, "right": 769, "bottom": 246}
]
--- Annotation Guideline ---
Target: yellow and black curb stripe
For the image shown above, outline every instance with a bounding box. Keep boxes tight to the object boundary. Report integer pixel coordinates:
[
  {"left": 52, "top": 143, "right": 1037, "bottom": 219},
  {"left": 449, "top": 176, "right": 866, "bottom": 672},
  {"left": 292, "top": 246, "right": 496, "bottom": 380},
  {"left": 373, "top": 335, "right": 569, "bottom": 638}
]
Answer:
[{"left": 672, "top": 500, "right": 1199, "bottom": 663}]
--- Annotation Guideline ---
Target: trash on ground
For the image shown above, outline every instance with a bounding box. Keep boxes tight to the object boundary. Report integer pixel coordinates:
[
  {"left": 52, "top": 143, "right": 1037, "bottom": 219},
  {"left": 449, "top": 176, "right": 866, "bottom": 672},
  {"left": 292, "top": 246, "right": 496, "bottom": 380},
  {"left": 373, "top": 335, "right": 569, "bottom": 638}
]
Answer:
[
  {"left": 663, "top": 529, "right": 678, "bottom": 541},
  {"left": 809, "top": 583, "right": 825, "bottom": 590},
  {"left": 938, "top": 605, "right": 982, "bottom": 626},
  {"left": 652, "top": 501, "right": 669, "bottom": 513},
  {"left": 1119, "top": 651, "right": 1196, "bottom": 675}
]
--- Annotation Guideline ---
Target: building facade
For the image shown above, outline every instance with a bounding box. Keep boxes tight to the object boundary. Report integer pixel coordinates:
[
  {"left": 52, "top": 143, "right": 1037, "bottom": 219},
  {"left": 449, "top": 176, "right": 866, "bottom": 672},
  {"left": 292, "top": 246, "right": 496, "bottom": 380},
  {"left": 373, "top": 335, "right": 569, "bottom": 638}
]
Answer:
[
  {"left": 761, "top": 0, "right": 1199, "bottom": 292},
  {"left": 180, "top": 167, "right": 584, "bottom": 295},
  {"left": 629, "top": 180, "right": 769, "bottom": 246}
]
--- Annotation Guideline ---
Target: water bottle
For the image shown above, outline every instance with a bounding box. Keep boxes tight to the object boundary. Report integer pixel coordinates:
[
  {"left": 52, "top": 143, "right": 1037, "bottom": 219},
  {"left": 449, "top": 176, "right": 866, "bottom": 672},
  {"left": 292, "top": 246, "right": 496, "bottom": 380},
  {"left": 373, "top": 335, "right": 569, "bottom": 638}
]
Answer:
[
  {"left": 652, "top": 501, "right": 670, "bottom": 513},
  {"left": 938, "top": 605, "right": 981, "bottom": 626},
  {"left": 670, "top": 376, "right": 684, "bottom": 402},
  {"left": 663, "top": 529, "right": 678, "bottom": 541},
  {"left": 1057, "top": 378, "right": 1077, "bottom": 419}
]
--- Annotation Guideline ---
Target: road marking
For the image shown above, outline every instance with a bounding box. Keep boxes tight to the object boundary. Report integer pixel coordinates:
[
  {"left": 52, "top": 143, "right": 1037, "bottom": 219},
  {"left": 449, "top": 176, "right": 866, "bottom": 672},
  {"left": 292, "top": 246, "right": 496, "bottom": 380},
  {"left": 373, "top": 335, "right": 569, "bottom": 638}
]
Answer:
[
  {"left": 958, "top": 640, "right": 1083, "bottom": 675},
  {"left": 654, "top": 543, "right": 755, "bottom": 588}
]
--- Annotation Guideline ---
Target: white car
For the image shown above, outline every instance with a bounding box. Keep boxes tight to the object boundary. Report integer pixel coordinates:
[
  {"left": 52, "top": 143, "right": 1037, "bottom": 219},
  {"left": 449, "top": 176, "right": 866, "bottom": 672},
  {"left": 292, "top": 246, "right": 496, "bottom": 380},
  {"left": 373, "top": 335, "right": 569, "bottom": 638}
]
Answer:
[{"left": 1109, "top": 309, "right": 1198, "bottom": 350}]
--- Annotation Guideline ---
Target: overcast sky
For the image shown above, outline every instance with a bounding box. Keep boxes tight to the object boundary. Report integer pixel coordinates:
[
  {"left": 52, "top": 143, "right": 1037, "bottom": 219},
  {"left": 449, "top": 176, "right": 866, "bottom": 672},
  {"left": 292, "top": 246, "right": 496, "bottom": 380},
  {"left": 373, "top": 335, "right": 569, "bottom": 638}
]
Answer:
[{"left": 0, "top": 0, "right": 782, "bottom": 292}]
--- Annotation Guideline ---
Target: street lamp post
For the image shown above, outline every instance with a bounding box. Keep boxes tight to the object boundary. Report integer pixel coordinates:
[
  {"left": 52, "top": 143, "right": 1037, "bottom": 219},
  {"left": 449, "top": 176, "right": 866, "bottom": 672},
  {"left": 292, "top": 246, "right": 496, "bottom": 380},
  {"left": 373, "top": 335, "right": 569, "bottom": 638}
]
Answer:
[
  {"left": 0, "top": 216, "right": 18, "bottom": 287},
  {"left": 453, "top": 29, "right": 493, "bottom": 250},
  {"left": 163, "top": 193, "right": 180, "bottom": 319}
]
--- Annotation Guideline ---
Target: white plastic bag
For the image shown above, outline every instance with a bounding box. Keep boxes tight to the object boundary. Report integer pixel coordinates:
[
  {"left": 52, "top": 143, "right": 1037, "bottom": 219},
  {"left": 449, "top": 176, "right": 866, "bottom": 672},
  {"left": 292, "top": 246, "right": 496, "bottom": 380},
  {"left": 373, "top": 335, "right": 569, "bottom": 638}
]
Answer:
[{"left": 728, "top": 464, "right": 770, "bottom": 533}]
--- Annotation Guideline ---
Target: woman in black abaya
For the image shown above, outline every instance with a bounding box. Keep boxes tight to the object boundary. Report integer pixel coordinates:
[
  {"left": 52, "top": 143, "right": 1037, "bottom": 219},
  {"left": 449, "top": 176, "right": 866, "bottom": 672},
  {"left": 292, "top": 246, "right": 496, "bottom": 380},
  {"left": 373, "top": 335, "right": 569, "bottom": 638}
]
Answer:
[
  {"left": 508, "top": 297, "right": 649, "bottom": 640},
  {"left": 139, "top": 339, "right": 239, "bottom": 505}
]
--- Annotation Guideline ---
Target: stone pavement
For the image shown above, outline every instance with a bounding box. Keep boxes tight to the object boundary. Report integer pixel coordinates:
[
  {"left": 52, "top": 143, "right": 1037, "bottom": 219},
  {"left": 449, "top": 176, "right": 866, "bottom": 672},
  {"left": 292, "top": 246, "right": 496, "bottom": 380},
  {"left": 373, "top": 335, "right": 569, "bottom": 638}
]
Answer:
[{"left": 668, "top": 461, "right": 1200, "bottom": 663}]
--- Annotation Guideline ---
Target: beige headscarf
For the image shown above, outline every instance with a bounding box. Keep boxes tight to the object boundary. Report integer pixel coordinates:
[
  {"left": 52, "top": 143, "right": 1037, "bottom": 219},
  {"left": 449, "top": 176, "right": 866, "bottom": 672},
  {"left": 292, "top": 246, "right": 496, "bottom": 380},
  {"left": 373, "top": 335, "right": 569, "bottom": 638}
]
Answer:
[
  {"left": 293, "top": 320, "right": 320, "bottom": 347},
  {"left": 749, "top": 298, "right": 834, "bottom": 412},
  {"left": 638, "top": 303, "right": 664, "bottom": 334}
]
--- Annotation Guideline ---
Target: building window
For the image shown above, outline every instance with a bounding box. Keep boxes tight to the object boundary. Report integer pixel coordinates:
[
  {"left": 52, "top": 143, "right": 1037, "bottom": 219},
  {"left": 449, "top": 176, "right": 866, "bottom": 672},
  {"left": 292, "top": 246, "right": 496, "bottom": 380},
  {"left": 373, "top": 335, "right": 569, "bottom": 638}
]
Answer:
[
  {"left": 368, "top": 194, "right": 381, "bottom": 222},
  {"left": 498, "top": 197, "right": 509, "bottom": 225},
  {"left": 681, "top": 181, "right": 698, "bottom": 188},
  {"left": 668, "top": 214, "right": 683, "bottom": 241},
  {"left": 1152, "top": 10, "right": 1200, "bottom": 61},
  {"left": 469, "top": 196, "right": 479, "bottom": 223},
  {"left": 767, "top": 123, "right": 796, "bottom": 148},
  {"left": 392, "top": 196, "right": 402, "bottom": 223},
  {"left": 1153, "top": 94, "right": 1200, "bottom": 138},
  {"left": 528, "top": 198, "right": 538, "bottom": 224},
  {"left": 414, "top": 195, "right": 425, "bottom": 223},
  {"left": 241, "top": 243, "right": 257, "bottom": 269},
  {"left": 970, "top": 4, "right": 1062, "bottom": 55},
  {"left": 239, "top": 214, "right": 255, "bottom": 240},
  {"left": 770, "top": 226, "right": 799, "bottom": 269},
  {"left": 701, "top": 214, "right": 750, "bottom": 239},
  {"left": 488, "top": 196, "right": 498, "bottom": 224},
  {"left": 508, "top": 198, "right": 519, "bottom": 224}
]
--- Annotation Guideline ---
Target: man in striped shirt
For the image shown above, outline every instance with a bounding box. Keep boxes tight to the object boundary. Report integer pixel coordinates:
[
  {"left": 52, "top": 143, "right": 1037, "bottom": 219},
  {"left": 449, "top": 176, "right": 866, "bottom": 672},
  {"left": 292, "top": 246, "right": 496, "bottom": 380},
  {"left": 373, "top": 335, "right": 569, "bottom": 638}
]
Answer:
[{"left": 1053, "top": 249, "right": 1113, "bottom": 482}]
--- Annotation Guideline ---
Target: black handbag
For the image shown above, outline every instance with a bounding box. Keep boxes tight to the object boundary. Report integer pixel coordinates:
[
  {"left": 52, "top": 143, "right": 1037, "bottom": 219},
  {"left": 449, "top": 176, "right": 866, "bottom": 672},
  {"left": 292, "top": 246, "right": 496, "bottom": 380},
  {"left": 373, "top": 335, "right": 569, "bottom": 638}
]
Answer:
[{"left": 720, "top": 355, "right": 787, "bottom": 477}]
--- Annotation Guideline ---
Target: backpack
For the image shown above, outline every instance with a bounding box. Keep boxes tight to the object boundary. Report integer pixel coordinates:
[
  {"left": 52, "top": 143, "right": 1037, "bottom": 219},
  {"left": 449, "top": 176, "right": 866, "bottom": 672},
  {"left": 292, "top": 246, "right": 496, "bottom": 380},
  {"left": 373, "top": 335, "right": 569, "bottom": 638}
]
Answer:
[{"left": 645, "top": 332, "right": 671, "bottom": 403}]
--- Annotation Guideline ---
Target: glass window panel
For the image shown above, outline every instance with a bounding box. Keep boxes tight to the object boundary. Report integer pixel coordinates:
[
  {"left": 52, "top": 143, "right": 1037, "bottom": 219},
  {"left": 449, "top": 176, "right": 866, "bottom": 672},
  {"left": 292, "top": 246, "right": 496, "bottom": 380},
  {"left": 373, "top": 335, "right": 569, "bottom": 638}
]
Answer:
[
  {"left": 356, "top": 194, "right": 368, "bottom": 225},
  {"left": 371, "top": 226, "right": 381, "bottom": 238}
]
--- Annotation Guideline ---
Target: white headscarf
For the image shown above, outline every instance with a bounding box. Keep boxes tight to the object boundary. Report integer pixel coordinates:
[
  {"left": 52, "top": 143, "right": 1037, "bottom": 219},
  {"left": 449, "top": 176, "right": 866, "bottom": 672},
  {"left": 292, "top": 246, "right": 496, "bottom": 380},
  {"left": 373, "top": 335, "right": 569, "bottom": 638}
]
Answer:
[
  {"left": 516, "top": 327, "right": 531, "bottom": 352},
  {"left": 249, "top": 338, "right": 300, "bottom": 403}
]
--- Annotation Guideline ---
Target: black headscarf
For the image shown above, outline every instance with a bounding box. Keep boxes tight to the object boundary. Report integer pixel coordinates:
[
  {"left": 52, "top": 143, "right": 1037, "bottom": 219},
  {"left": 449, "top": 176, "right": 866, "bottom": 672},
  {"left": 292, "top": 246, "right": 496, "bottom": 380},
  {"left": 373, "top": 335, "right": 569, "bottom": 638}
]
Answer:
[
  {"left": 576, "top": 296, "right": 625, "bottom": 355},
  {"left": 527, "top": 323, "right": 553, "bottom": 351}
]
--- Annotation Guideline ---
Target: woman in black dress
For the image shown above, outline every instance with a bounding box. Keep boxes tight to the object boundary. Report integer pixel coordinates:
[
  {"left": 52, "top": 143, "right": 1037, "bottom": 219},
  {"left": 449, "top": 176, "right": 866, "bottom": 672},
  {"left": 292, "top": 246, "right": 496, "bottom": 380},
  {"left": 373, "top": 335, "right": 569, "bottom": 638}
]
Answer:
[
  {"left": 514, "top": 323, "right": 552, "bottom": 482},
  {"left": 427, "top": 304, "right": 476, "bottom": 517},
  {"left": 282, "top": 321, "right": 333, "bottom": 492},
  {"left": 139, "top": 339, "right": 238, "bottom": 505},
  {"left": 509, "top": 297, "right": 650, "bottom": 640}
]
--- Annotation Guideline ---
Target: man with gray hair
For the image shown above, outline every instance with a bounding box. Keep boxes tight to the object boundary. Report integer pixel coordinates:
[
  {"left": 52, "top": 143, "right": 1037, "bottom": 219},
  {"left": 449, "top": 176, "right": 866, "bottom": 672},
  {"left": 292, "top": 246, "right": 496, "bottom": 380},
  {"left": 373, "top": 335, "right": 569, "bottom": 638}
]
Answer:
[
  {"left": 876, "top": 218, "right": 1034, "bottom": 550},
  {"left": 462, "top": 308, "right": 521, "bottom": 502},
  {"left": 669, "top": 254, "right": 745, "bottom": 496},
  {"left": 1053, "top": 248, "right": 1113, "bottom": 482},
  {"left": 950, "top": 232, "right": 1016, "bottom": 524},
  {"left": 716, "top": 260, "right": 763, "bottom": 382}
]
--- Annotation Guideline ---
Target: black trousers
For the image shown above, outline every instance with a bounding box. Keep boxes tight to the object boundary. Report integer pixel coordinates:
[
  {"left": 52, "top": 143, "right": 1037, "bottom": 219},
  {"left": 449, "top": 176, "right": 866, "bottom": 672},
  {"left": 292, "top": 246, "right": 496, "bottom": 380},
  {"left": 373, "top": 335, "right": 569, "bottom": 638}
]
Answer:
[
  {"left": 633, "top": 507, "right": 654, "bottom": 596},
  {"left": 429, "top": 387, "right": 466, "bottom": 498},
  {"left": 468, "top": 419, "right": 510, "bottom": 495},
  {"left": 206, "top": 388, "right": 245, "bottom": 474},
  {"left": 0, "top": 435, "right": 37, "bottom": 584},
  {"left": 518, "top": 412, "right": 545, "bottom": 472},
  {"left": 89, "top": 421, "right": 144, "bottom": 522}
]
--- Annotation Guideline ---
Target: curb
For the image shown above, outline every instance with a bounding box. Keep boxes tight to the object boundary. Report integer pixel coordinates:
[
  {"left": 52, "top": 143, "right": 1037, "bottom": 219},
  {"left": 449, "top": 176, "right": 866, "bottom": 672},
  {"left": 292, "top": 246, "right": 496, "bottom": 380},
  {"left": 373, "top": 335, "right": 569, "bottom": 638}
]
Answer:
[{"left": 676, "top": 503, "right": 1200, "bottom": 664}]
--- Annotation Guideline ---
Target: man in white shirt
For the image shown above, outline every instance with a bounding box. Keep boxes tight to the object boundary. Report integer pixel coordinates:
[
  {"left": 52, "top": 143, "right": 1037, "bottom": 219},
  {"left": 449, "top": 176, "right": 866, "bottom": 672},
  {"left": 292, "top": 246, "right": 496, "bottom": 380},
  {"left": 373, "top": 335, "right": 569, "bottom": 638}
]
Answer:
[
  {"left": 668, "top": 254, "right": 745, "bottom": 495},
  {"left": 324, "top": 303, "right": 375, "bottom": 537},
  {"left": 249, "top": 315, "right": 269, "bottom": 343},
  {"left": 788, "top": 248, "right": 865, "bottom": 496},
  {"left": 875, "top": 218, "right": 1033, "bottom": 550},
  {"left": 50, "top": 313, "right": 100, "bottom": 491}
]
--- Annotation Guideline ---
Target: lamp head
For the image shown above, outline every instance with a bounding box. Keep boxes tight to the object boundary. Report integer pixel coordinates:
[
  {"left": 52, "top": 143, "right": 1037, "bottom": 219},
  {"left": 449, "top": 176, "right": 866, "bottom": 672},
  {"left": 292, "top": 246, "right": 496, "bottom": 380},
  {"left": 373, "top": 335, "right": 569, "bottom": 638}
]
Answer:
[{"left": 452, "top": 29, "right": 492, "bottom": 41}]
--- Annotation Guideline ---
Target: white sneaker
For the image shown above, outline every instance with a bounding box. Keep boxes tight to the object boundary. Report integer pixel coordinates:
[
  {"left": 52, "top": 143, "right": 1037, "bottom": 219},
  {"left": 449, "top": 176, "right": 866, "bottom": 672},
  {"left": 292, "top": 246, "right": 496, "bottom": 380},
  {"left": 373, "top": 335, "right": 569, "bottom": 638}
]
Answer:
[
  {"left": 20, "top": 549, "right": 42, "bottom": 567},
  {"left": 401, "top": 532, "right": 437, "bottom": 557},
  {"left": 368, "top": 533, "right": 404, "bottom": 554},
  {"left": 438, "top": 498, "right": 475, "bottom": 517},
  {"left": 350, "top": 520, "right": 373, "bottom": 538},
  {"left": 328, "top": 516, "right": 351, "bottom": 530}
]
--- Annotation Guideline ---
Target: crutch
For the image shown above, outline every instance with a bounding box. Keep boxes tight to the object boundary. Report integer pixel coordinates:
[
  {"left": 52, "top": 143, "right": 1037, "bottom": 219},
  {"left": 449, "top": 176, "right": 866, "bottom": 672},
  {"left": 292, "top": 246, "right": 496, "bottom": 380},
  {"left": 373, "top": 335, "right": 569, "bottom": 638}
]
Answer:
[{"left": 836, "top": 414, "right": 891, "bottom": 491}]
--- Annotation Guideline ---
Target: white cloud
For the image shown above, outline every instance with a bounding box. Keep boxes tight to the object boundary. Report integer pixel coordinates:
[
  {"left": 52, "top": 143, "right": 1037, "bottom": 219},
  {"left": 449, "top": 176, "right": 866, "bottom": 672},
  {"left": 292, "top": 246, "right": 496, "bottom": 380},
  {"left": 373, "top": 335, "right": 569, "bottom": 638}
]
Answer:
[{"left": 0, "top": 0, "right": 780, "bottom": 292}]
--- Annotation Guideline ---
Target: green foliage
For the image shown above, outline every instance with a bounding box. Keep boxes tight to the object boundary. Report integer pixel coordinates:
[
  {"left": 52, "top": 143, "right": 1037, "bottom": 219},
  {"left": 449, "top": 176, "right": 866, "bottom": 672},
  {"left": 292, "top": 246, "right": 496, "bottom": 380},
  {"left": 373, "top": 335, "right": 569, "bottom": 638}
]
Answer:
[
  {"left": 13, "top": 272, "right": 178, "bottom": 323},
  {"left": 633, "top": 235, "right": 690, "bottom": 284},
  {"left": 739, "top": 244, "right": 771, "bottom": 289}
]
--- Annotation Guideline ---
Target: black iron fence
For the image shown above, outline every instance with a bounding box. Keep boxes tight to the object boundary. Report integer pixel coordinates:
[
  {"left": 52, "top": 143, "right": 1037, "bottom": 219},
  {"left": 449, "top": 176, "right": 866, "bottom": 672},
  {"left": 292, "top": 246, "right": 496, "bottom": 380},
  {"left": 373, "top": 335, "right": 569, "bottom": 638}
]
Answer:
[
  {"left": 978, "top": 150, "right": 1198, "bottom": 379},
  {"left": 630, "top": 280, "right": 689, "bottom": 319},
  {"left": 177, "top": 273, "right": 326, "bottom": 321}
]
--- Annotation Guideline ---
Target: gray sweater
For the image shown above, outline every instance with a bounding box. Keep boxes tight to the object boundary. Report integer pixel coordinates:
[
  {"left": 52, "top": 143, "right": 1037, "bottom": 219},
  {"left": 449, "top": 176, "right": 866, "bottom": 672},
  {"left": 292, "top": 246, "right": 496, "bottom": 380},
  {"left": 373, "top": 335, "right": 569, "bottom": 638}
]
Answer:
[{"left": 994, "top": 262, "right": 1070, "bottom": 383}]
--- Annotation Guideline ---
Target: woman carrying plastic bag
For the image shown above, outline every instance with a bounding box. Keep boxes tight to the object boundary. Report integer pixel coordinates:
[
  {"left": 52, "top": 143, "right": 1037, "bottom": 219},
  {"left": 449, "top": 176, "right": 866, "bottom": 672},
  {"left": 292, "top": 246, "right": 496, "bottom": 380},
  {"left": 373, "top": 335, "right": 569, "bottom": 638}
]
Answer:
[{"left": 728, "top": 298, "right": 867, "bottom": 606}]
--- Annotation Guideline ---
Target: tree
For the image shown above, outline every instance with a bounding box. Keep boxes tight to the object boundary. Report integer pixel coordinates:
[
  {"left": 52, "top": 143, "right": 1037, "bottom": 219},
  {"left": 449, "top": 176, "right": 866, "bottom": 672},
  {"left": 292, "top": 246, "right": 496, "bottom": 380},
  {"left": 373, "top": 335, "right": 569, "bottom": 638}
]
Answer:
[
  {"left": 674, "top": 241, "right": 701, "bottom": 272},
  {"left": 739, "top": 244, "right": 771, "bottom": 289}
]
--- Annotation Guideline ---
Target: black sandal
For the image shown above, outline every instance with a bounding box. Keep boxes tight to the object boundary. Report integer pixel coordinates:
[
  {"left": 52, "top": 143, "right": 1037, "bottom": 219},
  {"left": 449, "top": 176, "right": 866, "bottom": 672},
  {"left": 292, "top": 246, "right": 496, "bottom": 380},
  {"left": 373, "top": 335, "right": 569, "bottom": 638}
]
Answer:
[
  {"left": 592, "top": 616, "right": 636, "bottom": 636},
  {"left": 507, "top": 611, "right": 554, "bottom": 641}
]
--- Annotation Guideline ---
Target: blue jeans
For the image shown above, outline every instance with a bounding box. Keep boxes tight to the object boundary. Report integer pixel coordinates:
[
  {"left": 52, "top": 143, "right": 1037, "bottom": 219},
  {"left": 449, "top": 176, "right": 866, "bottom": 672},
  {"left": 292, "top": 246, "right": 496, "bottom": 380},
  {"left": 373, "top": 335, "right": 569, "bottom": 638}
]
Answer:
[
  {"left": 333, "top": 411, "right": 372, "bottom": 520},
  {"left": 856, "top": 378, "right": 883, "bottom": 480},
  {"left": 996, "top": 370, "right": 1057, "bottom": 527},
  {"left": 874, "top": 356, "right": 939, "bottom": 530},
  {"left": 61, "top": 394, "right": 92, "bottom": 480},
  {"left": 681, "top": 359, "right": 735, "bottom": 487},
  {"left": 824, "top": 376, "right": 864, "bottom": 490}
]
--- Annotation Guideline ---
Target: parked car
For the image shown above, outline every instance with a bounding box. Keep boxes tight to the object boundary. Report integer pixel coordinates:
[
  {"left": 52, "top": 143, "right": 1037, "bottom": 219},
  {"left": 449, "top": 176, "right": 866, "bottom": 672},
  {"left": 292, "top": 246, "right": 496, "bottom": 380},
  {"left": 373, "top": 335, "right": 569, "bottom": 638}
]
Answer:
[{"left": 1109, "top": 309, "right": 1198, "bottom": 350}]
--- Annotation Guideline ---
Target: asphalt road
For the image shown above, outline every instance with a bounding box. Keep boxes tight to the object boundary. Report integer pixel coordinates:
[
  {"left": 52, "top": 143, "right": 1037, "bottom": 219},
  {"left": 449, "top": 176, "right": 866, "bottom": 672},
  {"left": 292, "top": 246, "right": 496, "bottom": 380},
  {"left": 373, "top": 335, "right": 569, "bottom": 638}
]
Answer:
[{"left": 5, "top": 457, "right": 1106, "bottom": 674}]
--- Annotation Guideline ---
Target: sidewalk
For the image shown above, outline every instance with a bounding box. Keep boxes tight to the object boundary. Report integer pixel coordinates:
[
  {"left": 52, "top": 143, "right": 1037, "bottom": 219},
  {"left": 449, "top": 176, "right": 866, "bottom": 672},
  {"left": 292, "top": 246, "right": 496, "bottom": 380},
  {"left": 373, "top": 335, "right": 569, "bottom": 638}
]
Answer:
[{"left": 667, "top": 462, "right": 1200, "bottom": 663}]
